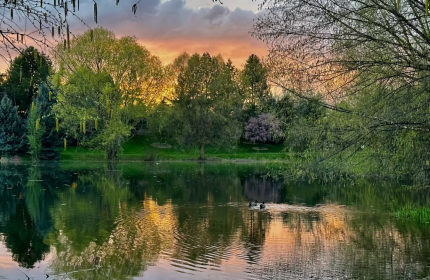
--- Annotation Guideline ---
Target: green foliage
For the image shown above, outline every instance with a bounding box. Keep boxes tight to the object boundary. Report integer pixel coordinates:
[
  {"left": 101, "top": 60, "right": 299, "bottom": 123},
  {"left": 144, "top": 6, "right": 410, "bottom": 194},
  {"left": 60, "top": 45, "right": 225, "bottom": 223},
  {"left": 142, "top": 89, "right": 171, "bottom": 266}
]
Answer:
[
  {"left": 92, "top": 119, "right": 133, "bottom": 160},
  {"left": 147, "top": 102, "right": 178, "bottom": 142},
  {"left": 241, "top": 54, "right": 269, "bottom": 116},
  {"left": 54, "top": 28, "right": 163, "bottom": 159},
  {"left": 2, "top": 47, "right": 51, "bottom": 113},
  {"left": 270, "top": 94, "right": 295, "bottom": 132},
  {"left": 254, "top": 0, "right": 430, "bottom": 181},
  {"left": 0, "top": 95, "right": 26, "bottom": 157},
  {"left": 395, "top": 206, "right": 430, "bottom": 224},
  {"left": 284, "top": 95, "right": 327, "bottom": 153},
  {"left": 172, "top": 53, "right": 244, "bottom": 159},
  {"left": 26, "top": 100, "right": 44, "bottom": 161},
  {"left": 34, "top": 83, "right": 61, "bottom": 160},
  {"left": 55, "top": 27, "right": 164, "bottom": 109},
  {"left": 55, "top": 67, "right": 123, "bottom": 159}
]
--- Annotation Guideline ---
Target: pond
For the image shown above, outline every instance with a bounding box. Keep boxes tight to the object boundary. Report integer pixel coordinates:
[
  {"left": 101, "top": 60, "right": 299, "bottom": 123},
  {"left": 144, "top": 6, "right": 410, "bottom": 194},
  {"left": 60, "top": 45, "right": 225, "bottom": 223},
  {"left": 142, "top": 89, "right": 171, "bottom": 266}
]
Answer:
[{"left": 0, "top": 162, "right": 430, "bottom": 280}]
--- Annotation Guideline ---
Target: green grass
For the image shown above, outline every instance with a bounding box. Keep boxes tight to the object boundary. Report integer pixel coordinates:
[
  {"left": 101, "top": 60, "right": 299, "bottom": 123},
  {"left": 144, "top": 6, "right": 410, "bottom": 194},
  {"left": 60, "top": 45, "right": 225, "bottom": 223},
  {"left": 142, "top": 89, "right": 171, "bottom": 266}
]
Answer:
[
  {"left": 395, "top": 206, "right": 430, "bottom": 224},
  {"left": 60, "top": 134, "right": 288, "bottom": 161}
]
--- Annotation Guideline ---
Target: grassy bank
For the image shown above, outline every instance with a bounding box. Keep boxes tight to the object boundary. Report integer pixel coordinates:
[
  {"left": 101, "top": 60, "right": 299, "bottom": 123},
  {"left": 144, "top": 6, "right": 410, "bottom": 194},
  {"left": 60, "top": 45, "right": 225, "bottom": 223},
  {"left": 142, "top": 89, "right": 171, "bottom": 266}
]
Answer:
[
  {"left": 60, "top": 135, "right": 288, "bottom": 161},
  {"left": 395, "top": 206, "right": 430, "bottom": 224}
]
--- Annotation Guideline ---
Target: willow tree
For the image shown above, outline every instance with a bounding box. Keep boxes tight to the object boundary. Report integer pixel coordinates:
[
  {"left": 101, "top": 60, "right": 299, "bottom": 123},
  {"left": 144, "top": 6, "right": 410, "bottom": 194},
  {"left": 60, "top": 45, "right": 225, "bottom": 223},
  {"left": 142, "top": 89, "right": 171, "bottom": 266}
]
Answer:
[
  {"left": 55, "top": 28, "right": 166, "bottom": 108},
  {"left": 254, "top": 0, "right": 430, "bottom": 178},
  {"left": 54, "top": 28, "right": 165, "bottom": 159}
]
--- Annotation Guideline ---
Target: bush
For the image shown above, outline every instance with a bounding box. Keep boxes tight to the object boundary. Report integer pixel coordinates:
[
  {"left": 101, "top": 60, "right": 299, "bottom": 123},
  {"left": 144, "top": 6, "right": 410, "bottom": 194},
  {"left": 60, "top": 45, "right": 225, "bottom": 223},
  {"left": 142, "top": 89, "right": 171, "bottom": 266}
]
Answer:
[{"left": 244, "top": 113, "right": 283, "bottom": 144}]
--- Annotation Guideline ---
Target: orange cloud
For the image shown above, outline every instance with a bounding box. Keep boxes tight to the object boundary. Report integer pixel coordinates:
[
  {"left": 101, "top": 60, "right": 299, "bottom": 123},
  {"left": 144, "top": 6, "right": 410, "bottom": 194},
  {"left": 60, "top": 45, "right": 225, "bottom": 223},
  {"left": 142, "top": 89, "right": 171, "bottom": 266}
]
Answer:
[{"left": 0, "top": 1, "right": 268, "bottom": 71}]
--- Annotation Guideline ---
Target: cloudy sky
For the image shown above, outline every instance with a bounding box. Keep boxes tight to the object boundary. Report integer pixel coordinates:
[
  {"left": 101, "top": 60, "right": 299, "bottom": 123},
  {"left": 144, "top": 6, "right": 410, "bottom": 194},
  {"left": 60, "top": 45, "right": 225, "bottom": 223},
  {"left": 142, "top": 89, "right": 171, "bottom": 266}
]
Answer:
[{"left": 70, "top": 0, "right": 266, "bottom": 67}]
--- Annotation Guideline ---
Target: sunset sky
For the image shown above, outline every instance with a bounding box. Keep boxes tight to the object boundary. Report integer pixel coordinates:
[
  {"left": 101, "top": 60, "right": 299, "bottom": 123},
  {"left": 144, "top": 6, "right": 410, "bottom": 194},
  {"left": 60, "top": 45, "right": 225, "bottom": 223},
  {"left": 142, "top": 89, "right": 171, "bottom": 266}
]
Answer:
[
  {"left": 0, "top": 0, "right": 265, "bottom": 72},
  {"left": 0, "top": 1, "right": 267, "bottom": 71},
  {"left": 87, "top": 0, "right": 267, "bottom": 67}
]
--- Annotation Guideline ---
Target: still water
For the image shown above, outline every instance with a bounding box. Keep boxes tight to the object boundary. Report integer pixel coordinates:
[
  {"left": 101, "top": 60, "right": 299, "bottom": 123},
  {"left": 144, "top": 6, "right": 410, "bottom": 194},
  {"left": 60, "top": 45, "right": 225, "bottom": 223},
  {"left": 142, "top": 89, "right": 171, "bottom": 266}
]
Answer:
[{"left": 0, "top": 162, "right": 430, "bottom": 280}]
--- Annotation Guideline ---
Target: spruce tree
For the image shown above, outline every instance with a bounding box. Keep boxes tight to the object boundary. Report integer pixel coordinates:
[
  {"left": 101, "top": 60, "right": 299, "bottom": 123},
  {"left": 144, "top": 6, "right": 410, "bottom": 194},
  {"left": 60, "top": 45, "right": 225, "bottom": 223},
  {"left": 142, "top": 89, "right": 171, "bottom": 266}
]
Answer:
[{"left": 0, "top": 95, "right": 26, "bottom": 157}]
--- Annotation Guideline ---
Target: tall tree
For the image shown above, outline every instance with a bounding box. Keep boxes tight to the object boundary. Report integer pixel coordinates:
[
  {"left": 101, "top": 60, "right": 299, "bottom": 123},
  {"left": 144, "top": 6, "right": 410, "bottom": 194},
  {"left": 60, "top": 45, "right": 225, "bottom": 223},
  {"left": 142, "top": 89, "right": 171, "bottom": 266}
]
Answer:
[
  {"left": 0, "top": 95, "right": 26, "bottom": 157},
  {"left": 26, "top": 98, "right": 45, "bottom": 161},
  {"left": 55, "top": 67, "right": 130, "bottom": 159},
  {"left": 2, "top": 47, "right": 51, "bottom": 113},
  {"left": 241, "top": 54, "right": 269, "bottom": 116},
  {"left": 174, "top": 53, "right": 243, "bottom": 159},
  {"left": 33, "top": 83, "right": 61, "bottom": 160},
  {"left": 54, "top": 28, "right": 165, "bottom": 159}
]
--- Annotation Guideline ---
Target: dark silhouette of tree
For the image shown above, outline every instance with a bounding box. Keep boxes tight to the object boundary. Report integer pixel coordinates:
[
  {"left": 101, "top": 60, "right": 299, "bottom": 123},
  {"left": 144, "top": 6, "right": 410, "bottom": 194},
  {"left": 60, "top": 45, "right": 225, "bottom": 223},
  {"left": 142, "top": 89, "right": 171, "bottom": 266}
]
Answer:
[
  {"left": 0, "top": 200, "right": 49, "bottom": 268},
  {"left": 241, "top": 54, "right": 269, "bottom": 116},
  {"left": 0, "top": 95, "right": 26, "bottom": 157},
  {"left": 2, "top": 47, "right": 51, "bottom": 113}
]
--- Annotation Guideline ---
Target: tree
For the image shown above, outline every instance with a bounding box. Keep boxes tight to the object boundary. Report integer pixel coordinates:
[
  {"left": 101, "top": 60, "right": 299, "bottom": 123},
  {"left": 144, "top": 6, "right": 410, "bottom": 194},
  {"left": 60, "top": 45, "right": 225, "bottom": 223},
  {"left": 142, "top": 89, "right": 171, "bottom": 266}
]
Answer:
[
  {"left": 0, "top": 95, "right": 26, "bottom": 157},
  {"left": 241, "top": 54, "right": 269, "bottom": 116},
  {"left": 254, "top": 0, "right": 430, "bottom": 177},
  {"left": 162, "top": 52, "right": 191, "bottom": 102},
  {"left": 174, "top": 53, "right": 243, "bottom": 160},
  {"left": 55, "top": 27, "right": 166, "bottom": 110},
  {"left": 54, "top": 28, "right": 165, "bottom": 159},
  {"left": 244, "top": 113, "right": 283, "bottom": 144},
  {"left": 55, "top": 67, "right": 130, "bottom": 159},
  {"left": 26, "top": 98, "right": 45, "bottom": 161},
  {"left": 2, "top": 47, "right": 51, "bottom": 114},
  {"left": 33, "top": 83, "right": 61, "bottom": 160},
  {"left": 147, "top": 102, "right": 178, "bottom": 142}
]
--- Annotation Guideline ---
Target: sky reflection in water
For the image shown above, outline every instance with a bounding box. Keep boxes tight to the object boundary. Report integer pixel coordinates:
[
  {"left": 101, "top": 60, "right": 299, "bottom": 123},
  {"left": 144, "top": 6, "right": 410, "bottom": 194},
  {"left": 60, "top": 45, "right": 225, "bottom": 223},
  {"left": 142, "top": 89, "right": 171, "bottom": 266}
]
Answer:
[{"left": 0, "top": 162, "right": 429, "bottom": 280}]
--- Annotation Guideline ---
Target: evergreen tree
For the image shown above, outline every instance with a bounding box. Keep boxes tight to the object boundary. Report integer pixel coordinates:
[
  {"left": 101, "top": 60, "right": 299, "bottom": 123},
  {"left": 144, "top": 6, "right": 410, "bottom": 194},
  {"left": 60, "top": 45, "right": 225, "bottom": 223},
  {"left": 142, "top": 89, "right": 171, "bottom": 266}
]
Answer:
[
  {"left": 2, "top": 47, "right": 51, "bottom": 114},
  {"left": 241, "top": 54, "right": 269, "bottom": 117},
  {"left": 0, "top": 95, "right": 26, "bottom": 157}
]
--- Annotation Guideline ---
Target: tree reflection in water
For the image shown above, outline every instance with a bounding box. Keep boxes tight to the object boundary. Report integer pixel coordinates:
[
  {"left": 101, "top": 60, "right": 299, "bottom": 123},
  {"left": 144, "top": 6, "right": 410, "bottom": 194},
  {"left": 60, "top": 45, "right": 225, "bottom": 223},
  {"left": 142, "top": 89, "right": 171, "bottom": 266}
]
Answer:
[
  {"left": 0, "top": 163, "right": 429, "bottom": 279},
  {"left": 0, "top": 200, "right": 49, "bottom": 268}
]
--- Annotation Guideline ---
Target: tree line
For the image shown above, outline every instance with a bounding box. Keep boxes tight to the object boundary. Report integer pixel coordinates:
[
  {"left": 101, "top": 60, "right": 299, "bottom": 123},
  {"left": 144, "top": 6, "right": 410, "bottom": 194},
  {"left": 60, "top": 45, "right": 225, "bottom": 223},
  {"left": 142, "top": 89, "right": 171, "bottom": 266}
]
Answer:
[{"left": 0, "top": 27, "right": 323, "bottom": 161}]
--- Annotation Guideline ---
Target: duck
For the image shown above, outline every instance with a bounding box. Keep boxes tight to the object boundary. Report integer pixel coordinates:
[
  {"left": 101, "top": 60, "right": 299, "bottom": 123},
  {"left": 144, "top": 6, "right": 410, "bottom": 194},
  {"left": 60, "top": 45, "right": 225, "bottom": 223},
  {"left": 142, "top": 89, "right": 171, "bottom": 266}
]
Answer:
[
  {"left": 260, "top": 202, "right": 266, "bottom": 209},
  {"left": 249, "top": 200, "right": 258, "bottom": 207}
]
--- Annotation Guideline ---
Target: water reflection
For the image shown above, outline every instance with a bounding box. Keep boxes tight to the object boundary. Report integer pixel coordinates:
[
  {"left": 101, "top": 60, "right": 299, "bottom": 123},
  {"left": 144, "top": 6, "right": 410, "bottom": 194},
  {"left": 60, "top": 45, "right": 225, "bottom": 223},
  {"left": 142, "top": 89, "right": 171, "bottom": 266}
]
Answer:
[{"left": 0, "top": 163, "right": 429, "bottom": 279}]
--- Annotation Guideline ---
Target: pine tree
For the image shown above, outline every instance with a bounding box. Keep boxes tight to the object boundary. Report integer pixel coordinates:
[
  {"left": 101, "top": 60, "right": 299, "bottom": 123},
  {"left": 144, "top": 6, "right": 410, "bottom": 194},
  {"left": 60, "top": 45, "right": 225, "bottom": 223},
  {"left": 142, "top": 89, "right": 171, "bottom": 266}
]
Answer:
[{"left": 0, "top": 95, "right": 26, "bottom": 157}]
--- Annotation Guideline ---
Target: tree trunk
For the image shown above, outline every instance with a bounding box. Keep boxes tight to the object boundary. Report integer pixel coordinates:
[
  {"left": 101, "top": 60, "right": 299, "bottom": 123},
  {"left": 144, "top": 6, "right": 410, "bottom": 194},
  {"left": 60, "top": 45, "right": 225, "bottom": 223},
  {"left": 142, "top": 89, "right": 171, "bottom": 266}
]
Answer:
[
  {"left": 199, "top": 144, "right": 205, "bottom": 160},
  {"left": 107, "top": 147, "right": 118, "bottom": 160}
]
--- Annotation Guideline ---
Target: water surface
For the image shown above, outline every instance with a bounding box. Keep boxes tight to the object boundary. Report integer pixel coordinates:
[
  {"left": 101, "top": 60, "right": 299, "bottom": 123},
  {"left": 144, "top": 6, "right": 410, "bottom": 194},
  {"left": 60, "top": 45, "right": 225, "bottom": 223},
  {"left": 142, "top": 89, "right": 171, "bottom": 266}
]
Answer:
[{"left": 0, "top": 162, "right": 429, "bottom": 280}]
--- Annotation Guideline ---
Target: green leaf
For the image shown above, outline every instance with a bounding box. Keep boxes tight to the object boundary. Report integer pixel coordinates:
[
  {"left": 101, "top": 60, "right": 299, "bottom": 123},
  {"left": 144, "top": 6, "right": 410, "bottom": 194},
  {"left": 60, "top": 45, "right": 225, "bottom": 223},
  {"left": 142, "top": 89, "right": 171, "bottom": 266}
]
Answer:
[{"left": 427, "top": 0, "right": 429, "bottom": 16}]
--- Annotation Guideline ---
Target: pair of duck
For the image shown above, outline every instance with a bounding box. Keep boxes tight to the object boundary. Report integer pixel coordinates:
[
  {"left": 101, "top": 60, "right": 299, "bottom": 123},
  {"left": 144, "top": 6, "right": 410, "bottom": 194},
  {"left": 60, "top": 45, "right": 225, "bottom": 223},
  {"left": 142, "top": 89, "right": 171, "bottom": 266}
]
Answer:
[{"left": 249, "top": 200, "right": 266, "bottom": 209}]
